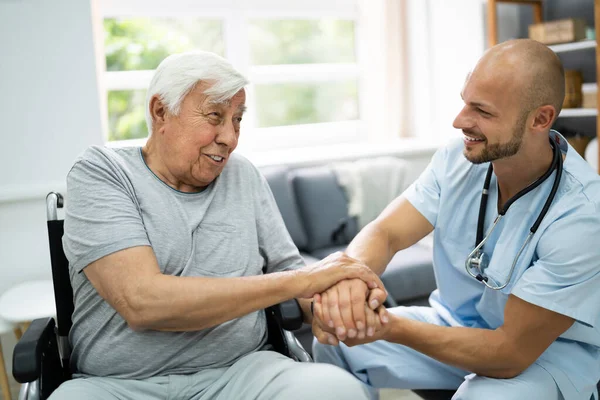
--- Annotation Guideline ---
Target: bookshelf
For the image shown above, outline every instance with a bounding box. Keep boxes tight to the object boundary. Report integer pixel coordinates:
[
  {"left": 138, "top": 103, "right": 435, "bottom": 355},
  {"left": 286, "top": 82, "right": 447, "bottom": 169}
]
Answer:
[{"left": 487, "top": 0, "right": 600, "bottom": 173}]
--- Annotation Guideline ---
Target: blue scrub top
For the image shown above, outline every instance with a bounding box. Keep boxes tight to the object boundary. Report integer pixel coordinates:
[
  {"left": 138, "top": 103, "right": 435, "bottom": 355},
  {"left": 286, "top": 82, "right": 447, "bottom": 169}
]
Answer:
[{"left": 403, "top": 131, "right": 600, "bottom": 399}]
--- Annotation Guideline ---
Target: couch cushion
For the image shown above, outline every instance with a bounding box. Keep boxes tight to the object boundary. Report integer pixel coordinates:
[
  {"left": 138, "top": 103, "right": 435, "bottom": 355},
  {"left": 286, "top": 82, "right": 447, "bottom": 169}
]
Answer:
[
  {"left": 292, "top": 167, "right": 358, "bottom": 252},
  {"left": 261, "top": 166, "right": 308, "bottom": 250},
  {"left": 311, "top": 243, "right": 435, "bottom": 303},
  {"left": 381, "top": 243, "right": 436, "bottom": 302},
  {"left": 310, "top": 245, "right": 346, "bottom": 260},
  {"left": 300, "top": 252, "right": 320, "bottom": 265}
]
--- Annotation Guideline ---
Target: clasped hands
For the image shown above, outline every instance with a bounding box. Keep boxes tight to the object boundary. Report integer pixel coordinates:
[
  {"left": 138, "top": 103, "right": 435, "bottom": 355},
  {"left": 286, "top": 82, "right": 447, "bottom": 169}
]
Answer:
[{"left": 310, "top": 253, "right": 390, "bottom": 347}]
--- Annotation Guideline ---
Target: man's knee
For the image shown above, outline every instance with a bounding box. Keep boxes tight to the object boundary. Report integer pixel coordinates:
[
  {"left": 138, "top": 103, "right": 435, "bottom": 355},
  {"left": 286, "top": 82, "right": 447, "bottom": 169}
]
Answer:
[
  {"left": 283, "top": 363, "right": 371, "bottom": 399},
  {"left": 48, "top": 379, "right": 115, "bottom": 400}
]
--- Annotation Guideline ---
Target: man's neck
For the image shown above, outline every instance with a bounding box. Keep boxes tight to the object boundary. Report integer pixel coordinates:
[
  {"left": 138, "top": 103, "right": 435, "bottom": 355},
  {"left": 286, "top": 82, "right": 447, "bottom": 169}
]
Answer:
[
  {"left": 493, "top": 142, "right": 554, "bottom": 210},
  {"left": 142, "top": 138, "right": 196, "bottom": 192}
]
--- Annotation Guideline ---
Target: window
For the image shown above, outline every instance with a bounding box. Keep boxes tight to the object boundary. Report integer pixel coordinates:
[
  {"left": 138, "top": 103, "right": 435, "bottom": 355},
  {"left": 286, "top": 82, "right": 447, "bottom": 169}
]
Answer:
[{"left": 99, "top": 0, "right": 361, "bottom": 150}]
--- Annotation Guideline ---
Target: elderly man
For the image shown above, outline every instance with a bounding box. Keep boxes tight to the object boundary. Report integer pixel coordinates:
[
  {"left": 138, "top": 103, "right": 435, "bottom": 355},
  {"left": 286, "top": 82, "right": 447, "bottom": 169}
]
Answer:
[
  {"left": 313, "top": 39, "right": 600, "bottom": 400},
  {"left": 50, "top": 51, "right": 385, "bottom": 400}
]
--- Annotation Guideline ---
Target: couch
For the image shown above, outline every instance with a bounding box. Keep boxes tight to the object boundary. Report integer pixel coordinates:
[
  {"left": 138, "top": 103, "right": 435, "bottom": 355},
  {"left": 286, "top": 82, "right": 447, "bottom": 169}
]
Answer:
[{"left": 260, "top": 159, "right": 437, "bottom": 352}]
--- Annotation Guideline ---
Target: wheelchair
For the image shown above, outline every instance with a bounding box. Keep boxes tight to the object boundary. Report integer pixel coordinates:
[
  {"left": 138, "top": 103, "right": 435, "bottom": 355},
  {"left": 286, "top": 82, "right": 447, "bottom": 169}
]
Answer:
[{"left": 11, "top": 192, "right": 311, "bottom": 400}]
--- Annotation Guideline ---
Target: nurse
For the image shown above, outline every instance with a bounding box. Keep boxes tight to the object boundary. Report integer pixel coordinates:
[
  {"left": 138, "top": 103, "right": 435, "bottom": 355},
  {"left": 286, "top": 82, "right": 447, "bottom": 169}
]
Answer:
[{"left": 312, "top": 38, "right": 600, "bottom": 400}]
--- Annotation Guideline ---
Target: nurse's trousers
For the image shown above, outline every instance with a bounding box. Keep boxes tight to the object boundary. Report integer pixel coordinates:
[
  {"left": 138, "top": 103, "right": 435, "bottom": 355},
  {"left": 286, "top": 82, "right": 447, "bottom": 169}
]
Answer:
[{"left": 313, "top": 306, "right": 568, "bottom": 400}]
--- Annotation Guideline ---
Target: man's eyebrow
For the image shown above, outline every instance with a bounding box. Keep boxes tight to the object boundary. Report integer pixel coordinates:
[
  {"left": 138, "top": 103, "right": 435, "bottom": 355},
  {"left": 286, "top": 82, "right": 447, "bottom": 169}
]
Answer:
[
  {"left": 460, "top": 93, "right": 493, "bottom": 110},
  {"left": 237, "top": 105, "right": 247, "bottom": 114},
  {"left": 470, "top": 101, "right": 493, "bottom": 109}
]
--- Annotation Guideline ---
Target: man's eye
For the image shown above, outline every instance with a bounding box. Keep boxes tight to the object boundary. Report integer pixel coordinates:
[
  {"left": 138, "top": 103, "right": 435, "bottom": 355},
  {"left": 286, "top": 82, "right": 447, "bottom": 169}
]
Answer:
[
  {"left": 209, "top": 112, "right": 222, "bottom": 118},
  {"left": 235, "top": 117, "right": 243, "bottom": 122},
  {"left": 477, "top": 108, "right": 491, "bottom": 116}
]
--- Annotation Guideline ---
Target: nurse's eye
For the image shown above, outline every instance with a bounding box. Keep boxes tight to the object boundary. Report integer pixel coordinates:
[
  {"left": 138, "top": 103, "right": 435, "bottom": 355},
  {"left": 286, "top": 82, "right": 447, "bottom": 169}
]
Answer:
[{"left": 477, "top": 108, "right": 492, "bottom": 117}]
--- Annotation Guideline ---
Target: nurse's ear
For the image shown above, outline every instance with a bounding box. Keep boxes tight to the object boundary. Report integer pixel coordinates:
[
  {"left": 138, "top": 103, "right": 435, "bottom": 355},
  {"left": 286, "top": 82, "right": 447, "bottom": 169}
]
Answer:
[{"left": 529, "top": 105, "right": 556, "bottom": 135}]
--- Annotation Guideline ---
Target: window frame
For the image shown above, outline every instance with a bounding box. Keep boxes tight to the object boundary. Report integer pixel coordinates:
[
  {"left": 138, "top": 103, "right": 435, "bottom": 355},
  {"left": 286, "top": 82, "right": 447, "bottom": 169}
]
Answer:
[{"left": 99, "top": 0, "right": 363, "bottom": 150}]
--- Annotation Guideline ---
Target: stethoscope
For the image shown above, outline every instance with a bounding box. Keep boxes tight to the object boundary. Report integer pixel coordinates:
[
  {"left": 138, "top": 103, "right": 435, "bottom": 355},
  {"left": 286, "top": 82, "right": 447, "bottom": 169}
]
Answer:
[{"left": 465, "top": 138, "right": 563, "bottom": 290}]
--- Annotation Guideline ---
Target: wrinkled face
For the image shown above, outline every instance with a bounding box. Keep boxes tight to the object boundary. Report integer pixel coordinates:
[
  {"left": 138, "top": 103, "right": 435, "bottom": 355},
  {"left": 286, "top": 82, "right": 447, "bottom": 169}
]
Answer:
[
  {"left": 159, "top": 83, "right": 246, "bottom": 188},
  {"left": 453, "top": 69, "right": 528, "bottom": 164}
]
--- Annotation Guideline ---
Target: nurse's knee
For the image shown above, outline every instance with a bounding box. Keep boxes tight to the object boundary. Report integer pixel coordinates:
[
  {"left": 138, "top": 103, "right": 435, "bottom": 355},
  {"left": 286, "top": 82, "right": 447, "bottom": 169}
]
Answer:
[
  {"left": 452, "top": 373, "right": 561, "bottom": 400},
  {"left": 452, "top": 376, "right": 503, "bottom": 400},
  {"left": 312, "top": 338, "right": 344, "bottom": 365}
]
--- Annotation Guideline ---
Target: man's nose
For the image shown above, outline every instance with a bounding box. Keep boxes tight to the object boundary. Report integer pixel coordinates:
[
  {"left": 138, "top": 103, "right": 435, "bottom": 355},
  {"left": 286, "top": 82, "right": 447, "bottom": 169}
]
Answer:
[
  {"left": 216, "top": 121, "right": 238, "bottom": 148},
  {"left": 453, "top": 106, "right": 473, "bottom": 130}
]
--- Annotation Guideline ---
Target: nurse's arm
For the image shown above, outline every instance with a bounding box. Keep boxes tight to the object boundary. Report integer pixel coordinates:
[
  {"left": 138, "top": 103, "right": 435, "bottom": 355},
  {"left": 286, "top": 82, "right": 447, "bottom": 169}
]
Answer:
[
  {"left": 345, "top": 196, "right": 434, "bottom": 276},
  {"left": 381, "top": 294, "right": 574, "bottom": 379}
]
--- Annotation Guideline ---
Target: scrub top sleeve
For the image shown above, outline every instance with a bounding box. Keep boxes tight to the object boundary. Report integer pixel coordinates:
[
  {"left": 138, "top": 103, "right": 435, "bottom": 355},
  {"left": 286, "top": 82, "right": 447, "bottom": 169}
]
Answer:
[
  {"left": 402, "top": 146, "right": 448, "bottom": 228},
  {"left": 512, "top": 209, "right": 600, "bottom": 327}
]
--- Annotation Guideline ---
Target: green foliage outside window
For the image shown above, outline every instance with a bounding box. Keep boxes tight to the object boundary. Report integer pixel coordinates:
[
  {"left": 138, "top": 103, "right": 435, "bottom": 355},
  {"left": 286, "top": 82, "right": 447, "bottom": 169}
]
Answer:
[
  {"left": 255, "top": 81, "right": 358, "bottom": 127},
  {"left": 104, "top": 18, "right": 358, "bottom": 141},
  {"left": 105, "top": 18, "right": 223, "bottom": 141},
  {"left": 249, "top": 19, "right": 355, "bottom": 65}
]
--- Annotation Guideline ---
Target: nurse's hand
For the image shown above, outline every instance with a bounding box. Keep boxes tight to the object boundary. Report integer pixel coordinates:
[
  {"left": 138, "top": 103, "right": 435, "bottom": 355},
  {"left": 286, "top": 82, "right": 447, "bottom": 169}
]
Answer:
[
  {"left": 341, "top": 305, "right": 391, "bottom": 347},
  {"left": 312, "top": 297, "right": 389, "bottom": 346},
  {"left": 316, "top": 279, "right": 388, "bottom": 341}
]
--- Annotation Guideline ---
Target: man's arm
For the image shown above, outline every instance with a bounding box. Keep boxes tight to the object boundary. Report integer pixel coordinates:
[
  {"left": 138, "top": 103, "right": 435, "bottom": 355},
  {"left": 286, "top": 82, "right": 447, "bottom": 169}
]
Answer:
[
  {"left": 380, "top": 294, "right": 574, "bottom": 378},
  {"left": 345, "top": 196, "right": 434, "bottom": 275},
  {"left": 84, "top": 247, "right": 383, "bottom": 332},
  {"left": 298, "top": 298, "right": 313, "bottom": 324}
]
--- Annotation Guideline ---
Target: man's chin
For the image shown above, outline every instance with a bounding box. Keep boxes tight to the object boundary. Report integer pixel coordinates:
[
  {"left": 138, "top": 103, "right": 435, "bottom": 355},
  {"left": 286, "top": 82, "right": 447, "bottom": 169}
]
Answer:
[{"left": 463, "top": 148, "right": 489, "bottom": 165}]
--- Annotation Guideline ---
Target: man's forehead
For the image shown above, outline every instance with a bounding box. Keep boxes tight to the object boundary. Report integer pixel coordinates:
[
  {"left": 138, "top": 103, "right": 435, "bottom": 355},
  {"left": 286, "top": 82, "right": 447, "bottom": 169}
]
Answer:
[
  {"left": 462, "top": 69, "right": 513, "bottom": 102},
  {"left": 207, "top": 97, "right": 247, "bottom": 110}
]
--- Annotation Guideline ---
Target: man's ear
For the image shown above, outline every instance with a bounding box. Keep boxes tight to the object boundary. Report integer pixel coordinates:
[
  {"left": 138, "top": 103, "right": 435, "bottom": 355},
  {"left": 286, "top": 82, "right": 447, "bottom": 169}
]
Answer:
[
  {"left": 149, "top": 95, "right": 167, "bottom": 128},
  {"left": 531, "top": 105, "right": 556, "bottom": 132}
]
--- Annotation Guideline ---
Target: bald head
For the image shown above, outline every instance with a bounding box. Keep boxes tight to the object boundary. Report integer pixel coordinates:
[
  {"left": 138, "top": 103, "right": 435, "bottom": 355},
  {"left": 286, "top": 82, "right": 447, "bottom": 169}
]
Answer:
[{"left": 474, "top": 39, "right": 565, "bottom": 121}]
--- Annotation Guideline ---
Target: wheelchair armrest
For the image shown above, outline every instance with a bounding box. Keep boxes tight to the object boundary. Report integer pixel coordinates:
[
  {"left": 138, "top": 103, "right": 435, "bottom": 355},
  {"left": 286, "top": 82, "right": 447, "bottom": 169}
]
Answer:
[
  {"left": 269, "top": 299, "right": 304, "bottom": 331},
  {"left": 13, "top": 317, "right": 60, "bottom": 383}
]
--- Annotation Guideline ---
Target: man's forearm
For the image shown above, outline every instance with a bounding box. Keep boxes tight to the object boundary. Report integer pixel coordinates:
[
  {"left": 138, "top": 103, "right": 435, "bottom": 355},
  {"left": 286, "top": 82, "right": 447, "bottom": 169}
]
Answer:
[
  {"left": 298, "top": 298, "right": 313, "bottom": 324},
  {"left": 385, "top": 315, "right": 524, "bottom": 378},
  {"left": 127, "top": 270, "right": 306, "bottom": 331},
  {"left": 345, "top": 222, "right": 395, "bottom": 276}
]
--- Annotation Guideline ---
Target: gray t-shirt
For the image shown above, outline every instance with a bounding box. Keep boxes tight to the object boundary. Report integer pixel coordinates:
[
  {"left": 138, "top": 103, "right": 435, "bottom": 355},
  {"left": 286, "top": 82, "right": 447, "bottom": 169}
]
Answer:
[{"left": 63, "top": 146, "right": 304, "bottom": 379}]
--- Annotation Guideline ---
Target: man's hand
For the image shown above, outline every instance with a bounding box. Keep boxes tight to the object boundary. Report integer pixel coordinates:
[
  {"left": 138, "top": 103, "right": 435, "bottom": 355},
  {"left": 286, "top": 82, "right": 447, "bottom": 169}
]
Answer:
[
  {"left": 312, "top": 297, "right": 390, "bottom": 346},
  {"left": 319, "top": 279, "right": 388, "bottom": 341},
  {"left": 295, "top": 252, "right": 385, "bottom": 299}
]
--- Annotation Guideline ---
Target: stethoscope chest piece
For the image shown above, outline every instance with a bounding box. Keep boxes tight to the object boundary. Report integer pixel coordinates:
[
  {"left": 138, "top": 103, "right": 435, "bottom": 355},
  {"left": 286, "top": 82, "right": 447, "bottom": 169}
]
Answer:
[{"left": 468, "top": 250, "right": 489, "bottom": 273}]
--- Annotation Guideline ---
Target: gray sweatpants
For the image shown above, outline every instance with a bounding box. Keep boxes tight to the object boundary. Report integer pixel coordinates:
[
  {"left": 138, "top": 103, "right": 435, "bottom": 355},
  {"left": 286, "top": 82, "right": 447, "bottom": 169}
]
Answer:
[{"left": 49, "top": 350, "right": 370, "bottom": 400}]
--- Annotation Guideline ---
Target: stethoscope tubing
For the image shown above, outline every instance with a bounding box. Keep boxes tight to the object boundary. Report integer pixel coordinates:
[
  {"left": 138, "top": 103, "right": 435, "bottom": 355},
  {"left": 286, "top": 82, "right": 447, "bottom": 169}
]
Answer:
[{"left": 465, "top": 138, "right": 563, "bottom": 290}]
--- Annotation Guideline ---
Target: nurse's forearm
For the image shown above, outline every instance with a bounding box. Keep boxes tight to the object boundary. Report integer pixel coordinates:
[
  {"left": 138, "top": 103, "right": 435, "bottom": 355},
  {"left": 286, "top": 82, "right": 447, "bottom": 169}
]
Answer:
[
  {"left": 345, "top": 222, "right": 395, "bottom": 276},
  {"left": 346, "top": 198, "right": 434, "bottom": 276},
  {"left": 384, "top": 315, "right": 525, "bottom": 379}
]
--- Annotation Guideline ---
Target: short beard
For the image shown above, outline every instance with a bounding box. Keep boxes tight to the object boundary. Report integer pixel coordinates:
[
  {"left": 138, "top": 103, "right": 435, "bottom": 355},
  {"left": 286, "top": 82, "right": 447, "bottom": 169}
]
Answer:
[{"left": 464, "top": 112, "right": 528, "bottom": 164}]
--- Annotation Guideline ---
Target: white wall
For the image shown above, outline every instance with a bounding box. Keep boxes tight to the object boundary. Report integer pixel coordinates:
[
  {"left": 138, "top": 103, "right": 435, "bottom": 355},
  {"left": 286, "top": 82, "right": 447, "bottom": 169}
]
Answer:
[{"left": 0, "top": 0, "right": 104, "bottom": 294}]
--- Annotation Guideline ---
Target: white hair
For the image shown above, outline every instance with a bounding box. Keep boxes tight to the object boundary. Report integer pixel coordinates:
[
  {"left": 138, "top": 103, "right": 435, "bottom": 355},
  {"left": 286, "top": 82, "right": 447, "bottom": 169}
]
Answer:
[{"left": 145, "top": 51, "right": 249, "bottom": 135}]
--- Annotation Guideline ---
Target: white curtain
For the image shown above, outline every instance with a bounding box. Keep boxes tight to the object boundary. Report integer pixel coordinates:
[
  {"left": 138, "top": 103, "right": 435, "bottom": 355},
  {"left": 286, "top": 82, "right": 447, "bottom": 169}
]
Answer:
[
  {"left": 356, "top": 0, "right": 406, "bottom": 141},
  {"left": 357, "top": 0, "right": 486, "bottom": 141}
]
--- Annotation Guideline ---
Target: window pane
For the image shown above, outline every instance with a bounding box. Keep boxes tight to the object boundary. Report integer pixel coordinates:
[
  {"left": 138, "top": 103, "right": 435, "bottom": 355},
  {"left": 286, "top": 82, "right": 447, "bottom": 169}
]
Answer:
[
  {"left": 254, "top": 81, "right": 358, "bottom": 127},
  {"left": 108, "top": 90, "right": 148, "bottom": 141},
  {"left": 249, "top": 20, "right": 355, "bottom": 65},
  {"left": 104, "top": 18, "right": 224, "bottom": 71}
]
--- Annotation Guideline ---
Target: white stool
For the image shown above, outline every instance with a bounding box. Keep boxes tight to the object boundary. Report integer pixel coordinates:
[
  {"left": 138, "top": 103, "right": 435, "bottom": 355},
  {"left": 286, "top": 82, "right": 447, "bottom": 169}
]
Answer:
[
  {"left": 0, "top": 280, "right": 56, "bottom": 336},
  {"left": 0, "top": 317, "right": 14, "bottom": 400}
]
